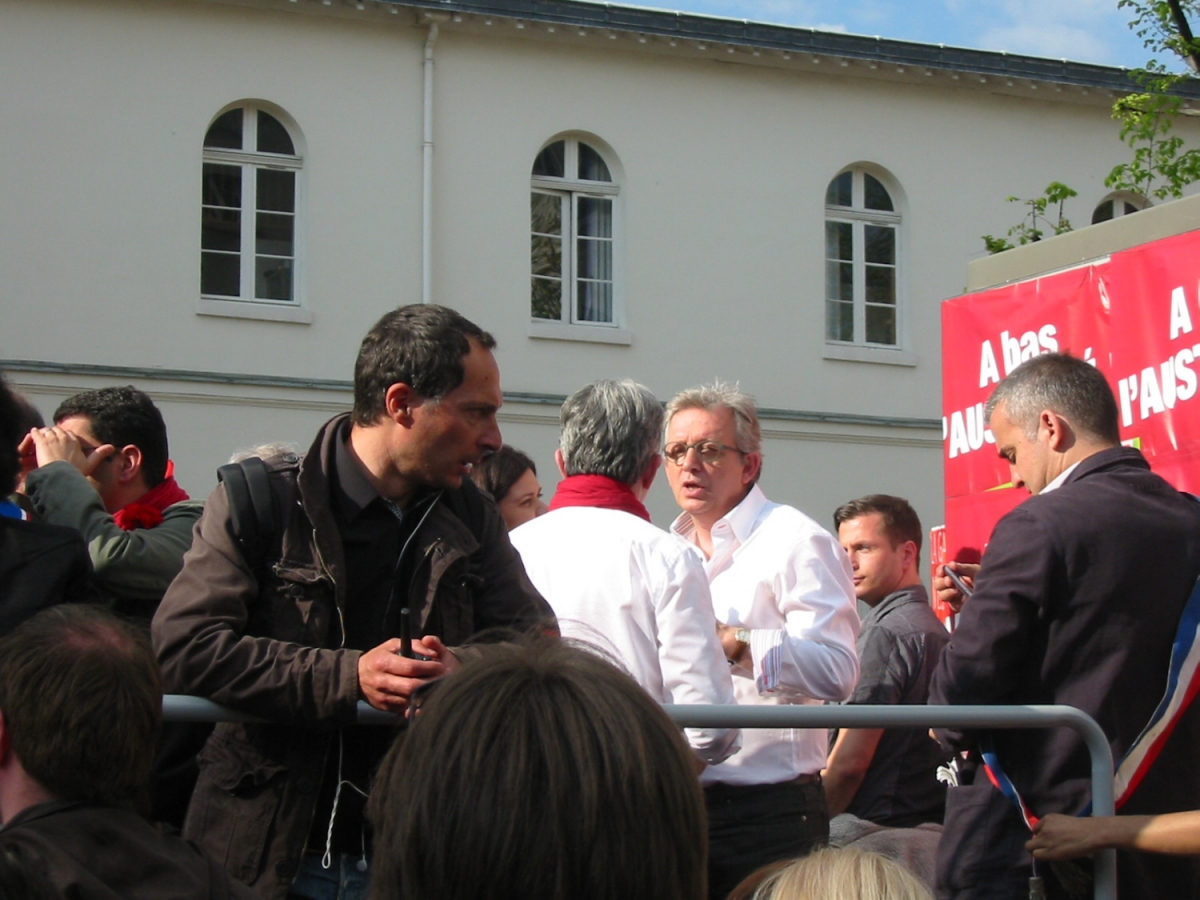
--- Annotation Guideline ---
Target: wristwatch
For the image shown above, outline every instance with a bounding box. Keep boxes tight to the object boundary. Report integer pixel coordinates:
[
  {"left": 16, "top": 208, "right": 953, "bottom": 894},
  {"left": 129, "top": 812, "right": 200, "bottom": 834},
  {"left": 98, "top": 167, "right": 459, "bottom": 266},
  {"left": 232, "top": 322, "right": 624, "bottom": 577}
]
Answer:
[{"left": 728, "top": 628, "right": 751, "bottom": 664}]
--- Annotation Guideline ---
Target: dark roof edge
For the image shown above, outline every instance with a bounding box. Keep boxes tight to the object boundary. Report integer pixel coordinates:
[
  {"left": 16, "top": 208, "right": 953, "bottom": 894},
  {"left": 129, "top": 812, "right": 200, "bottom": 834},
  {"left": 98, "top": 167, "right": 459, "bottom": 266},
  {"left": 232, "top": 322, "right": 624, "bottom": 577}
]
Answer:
[{"left": 390, "top": 0, "right": 1200, "bottom": 97}]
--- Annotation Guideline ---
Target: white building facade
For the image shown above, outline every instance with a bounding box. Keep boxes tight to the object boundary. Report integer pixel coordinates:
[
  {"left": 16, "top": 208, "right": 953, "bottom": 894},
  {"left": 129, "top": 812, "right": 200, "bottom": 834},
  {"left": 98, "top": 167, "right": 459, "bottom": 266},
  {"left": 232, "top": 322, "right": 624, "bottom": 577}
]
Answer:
[{"left": 4, "top": 0, "right": 1197, "bottom": 531}]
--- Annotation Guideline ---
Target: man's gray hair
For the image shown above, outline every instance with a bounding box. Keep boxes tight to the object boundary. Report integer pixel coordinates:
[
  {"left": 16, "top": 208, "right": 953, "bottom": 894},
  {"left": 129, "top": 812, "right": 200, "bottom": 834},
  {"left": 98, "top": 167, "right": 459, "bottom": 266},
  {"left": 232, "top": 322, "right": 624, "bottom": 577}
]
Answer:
[
  {"left": 559, "top": 380, "right": 663, "bottom": 485},
  {"left": 665, "top": 381, "right": 763, "bottom": 458},
  {"left": 984, "top": 353, "right": 1120, "bottom": 444}
]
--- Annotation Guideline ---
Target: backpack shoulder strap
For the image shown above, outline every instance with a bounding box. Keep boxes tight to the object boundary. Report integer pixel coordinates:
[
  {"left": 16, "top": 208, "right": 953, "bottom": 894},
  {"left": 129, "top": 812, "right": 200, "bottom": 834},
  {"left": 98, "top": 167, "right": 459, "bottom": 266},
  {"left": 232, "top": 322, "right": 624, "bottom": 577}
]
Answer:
[{"left": 217, "top": 456, "right": 277, "bottom": 569}]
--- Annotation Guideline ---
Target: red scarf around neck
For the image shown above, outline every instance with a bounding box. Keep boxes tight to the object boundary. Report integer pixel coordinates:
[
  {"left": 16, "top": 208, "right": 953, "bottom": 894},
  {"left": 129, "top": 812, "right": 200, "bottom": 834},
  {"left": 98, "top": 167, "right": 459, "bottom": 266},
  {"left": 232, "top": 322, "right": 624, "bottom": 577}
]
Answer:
[
  {"left": 548, "top": 474, "right": 651, "bottom": 522},
  {"left": 113, "top": 473, "right": 189, "bottom": 531}
]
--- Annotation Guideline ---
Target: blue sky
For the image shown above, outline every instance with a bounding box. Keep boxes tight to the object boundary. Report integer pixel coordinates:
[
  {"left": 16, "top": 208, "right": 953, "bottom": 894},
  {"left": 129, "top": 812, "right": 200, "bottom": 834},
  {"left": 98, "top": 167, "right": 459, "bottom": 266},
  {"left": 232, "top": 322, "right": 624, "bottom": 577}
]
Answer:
[{"left": 608, "top": 0, "right": 1157, "bottom": 70}]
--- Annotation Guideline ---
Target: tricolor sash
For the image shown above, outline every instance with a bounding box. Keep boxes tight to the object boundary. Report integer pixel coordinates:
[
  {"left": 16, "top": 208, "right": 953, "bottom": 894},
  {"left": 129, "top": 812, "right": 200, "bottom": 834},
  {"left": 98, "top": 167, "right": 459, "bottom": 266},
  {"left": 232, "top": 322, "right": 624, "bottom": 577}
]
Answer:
[
  {"left": 1111, "top": 574, "right": 1200, "bottom": 808},
  {"left": 983, "top": 573, "right": 1200, "bottom": 825}
]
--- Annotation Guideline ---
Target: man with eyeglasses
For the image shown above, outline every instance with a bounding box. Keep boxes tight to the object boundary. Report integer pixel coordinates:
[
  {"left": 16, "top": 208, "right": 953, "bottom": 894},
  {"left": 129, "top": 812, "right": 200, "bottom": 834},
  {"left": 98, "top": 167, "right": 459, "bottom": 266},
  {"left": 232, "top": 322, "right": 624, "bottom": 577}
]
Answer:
[
  {"left": 510, "top": 379, "right": 739, "bottom": 768},
  {"left": 663, "top": 381, "right": 860, "bottom": 900}
]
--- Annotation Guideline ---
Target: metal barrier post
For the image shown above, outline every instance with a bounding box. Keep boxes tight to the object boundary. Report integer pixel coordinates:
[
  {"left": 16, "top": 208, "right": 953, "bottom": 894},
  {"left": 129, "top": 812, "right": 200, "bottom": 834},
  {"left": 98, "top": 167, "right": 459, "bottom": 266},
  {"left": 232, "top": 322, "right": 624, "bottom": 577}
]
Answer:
[{"left": 162, "top": 697, "right": 1117, "bottom": 899}]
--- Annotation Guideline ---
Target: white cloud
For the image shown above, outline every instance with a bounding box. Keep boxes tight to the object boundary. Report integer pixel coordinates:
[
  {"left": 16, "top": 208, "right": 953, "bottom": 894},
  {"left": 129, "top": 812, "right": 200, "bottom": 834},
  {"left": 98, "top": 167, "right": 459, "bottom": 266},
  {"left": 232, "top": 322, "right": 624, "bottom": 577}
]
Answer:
[{"left": 979, "top": 23, "right": 1112, "bottom": 63}]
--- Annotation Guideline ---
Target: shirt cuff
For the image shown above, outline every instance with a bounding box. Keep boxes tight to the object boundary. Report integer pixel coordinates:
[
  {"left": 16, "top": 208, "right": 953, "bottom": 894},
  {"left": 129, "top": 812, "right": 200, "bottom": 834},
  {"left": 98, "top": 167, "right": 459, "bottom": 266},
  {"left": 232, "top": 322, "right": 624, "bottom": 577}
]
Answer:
[{"left": 750, "top": 628, "right": 786, "bottom": 693}]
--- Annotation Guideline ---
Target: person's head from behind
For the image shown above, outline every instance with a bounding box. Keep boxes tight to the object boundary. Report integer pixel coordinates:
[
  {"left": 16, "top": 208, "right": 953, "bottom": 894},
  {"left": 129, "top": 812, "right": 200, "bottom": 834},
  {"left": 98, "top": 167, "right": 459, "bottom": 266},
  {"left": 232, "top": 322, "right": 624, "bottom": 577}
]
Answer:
[
  {"left": 368, "top": 639, "right": 707, "bottom": 900},
  {"left": 558, "top": 379, "right": 664, "bottom": 498},
  {"left": 984, "top": 353, "right": 1120, "bottom": 495},
  {"left": 833, "top": 494, "right": 923, "bottom": 607},
  {"left": 0, "top": 605, "right": 162, "bottom": 815},
  {"left": 746, "top": 847, "right": 933, "bottom": 900},
  {"left": 470, "top": 445, "right": 546, "bottom": 531},
  {"left": 351, "top": 305, "right": 503, "bottom": 495},
  {"left": 52, "top": 386, "right": 170, "bottom": 510}
]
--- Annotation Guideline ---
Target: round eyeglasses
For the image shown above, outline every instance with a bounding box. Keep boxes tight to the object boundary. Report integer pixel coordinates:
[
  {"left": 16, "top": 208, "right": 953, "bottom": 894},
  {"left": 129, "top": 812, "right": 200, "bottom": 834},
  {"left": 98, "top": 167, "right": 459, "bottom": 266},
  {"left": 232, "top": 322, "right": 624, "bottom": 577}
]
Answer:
[{"left": 663, "top": 441, "right": 741, "bottom": 466}]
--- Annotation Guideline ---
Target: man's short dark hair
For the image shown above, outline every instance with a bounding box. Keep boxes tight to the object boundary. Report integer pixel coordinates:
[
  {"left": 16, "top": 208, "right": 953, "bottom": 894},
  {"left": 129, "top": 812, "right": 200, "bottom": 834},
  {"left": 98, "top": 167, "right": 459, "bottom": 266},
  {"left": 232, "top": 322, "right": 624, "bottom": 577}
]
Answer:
[
  {"left": 833, "top": 494, "right": 923, "bottom": 559},
  {"left": 0, "top": 605, "right": 162, "bottom": 807},
  {"left": 984, "top": 353, "right": 1120, "bottom": 444},
  {"left": 470, "top": 445, "right": 537, "bottom": 503},
  {"left": 53, "top": 386, "right": 170, "bottom": 487},
  {"left": 368, "top": 639, "right": 707, "bottom": 900},
  {"left": 352, "top": 305, "right": 496, "bottom": 427}
]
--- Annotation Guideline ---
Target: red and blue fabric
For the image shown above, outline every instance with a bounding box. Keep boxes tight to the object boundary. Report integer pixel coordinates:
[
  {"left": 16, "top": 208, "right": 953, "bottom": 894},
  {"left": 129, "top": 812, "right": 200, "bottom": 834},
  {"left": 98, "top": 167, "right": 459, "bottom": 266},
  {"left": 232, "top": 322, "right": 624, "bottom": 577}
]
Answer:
[{"left": 1110, "top": 574, "right": 1200, "bottom": 809}]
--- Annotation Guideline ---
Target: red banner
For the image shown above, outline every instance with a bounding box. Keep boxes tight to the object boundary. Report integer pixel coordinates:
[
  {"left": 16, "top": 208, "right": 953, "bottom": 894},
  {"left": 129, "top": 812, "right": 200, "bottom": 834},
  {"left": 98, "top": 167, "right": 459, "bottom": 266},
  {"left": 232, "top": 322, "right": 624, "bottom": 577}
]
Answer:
[{"left": 941, "top": 228, "right": 1200, "bottom": 562}]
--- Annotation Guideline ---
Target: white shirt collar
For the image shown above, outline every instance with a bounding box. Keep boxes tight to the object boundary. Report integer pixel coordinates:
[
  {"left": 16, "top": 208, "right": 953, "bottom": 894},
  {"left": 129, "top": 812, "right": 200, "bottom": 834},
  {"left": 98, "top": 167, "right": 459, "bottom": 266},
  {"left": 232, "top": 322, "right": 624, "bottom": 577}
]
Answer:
[
  {"left": 670, "top": 483, "right": 768, "bottom": 547},
  {"left": 1040, "top": 460, "right": 1082, "bottom": 495}
]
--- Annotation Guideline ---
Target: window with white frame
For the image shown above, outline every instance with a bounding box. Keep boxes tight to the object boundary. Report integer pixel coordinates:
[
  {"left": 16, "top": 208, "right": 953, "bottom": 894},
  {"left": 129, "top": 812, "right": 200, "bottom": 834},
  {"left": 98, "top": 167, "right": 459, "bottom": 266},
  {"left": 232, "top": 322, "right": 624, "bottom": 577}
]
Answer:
[
  {"left": 1092, "top": 191, "right": 1151, "bottom": 224},
  {"left": 824, "top": 168, "right": 901, "bottom": 347},
  {"left": 202, "top": 106, "right": 301, "bottom": 305},
  {"left": 530, "top": 138, "right": 618, "bottom": 326}
]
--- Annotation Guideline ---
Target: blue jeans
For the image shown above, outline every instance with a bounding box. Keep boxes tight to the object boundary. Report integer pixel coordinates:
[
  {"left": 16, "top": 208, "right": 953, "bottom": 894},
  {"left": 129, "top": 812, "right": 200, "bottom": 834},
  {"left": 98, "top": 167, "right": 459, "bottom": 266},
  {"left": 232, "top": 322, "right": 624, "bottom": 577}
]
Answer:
[{"left": 288, "top": 853, "right": 370, "bottom": 900}]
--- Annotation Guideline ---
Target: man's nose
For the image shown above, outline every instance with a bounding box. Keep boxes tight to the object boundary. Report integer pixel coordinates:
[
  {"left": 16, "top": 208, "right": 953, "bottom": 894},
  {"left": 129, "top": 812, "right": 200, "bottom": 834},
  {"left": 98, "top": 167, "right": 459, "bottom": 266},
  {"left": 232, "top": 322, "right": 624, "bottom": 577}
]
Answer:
[{"left": 482, "top": 418, "right": 502, "bottom": 453}]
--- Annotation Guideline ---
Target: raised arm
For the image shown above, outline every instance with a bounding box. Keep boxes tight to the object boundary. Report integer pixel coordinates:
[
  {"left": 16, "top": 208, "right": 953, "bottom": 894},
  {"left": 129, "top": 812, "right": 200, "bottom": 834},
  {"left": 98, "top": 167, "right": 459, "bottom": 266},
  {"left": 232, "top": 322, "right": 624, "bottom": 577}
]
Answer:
[
  {"left": 24, "top": 461, "right": 198, "bottom": 602},
  {"left": 741, "top": 529, "right": 860, "bottom": 701}
]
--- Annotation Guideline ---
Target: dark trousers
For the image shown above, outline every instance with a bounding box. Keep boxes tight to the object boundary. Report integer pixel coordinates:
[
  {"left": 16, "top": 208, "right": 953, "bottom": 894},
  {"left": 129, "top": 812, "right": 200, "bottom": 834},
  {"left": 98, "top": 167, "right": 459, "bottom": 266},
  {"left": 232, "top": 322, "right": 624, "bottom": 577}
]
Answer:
[{"left": 704, "top": 778, "right": 828, "bottom": 900}]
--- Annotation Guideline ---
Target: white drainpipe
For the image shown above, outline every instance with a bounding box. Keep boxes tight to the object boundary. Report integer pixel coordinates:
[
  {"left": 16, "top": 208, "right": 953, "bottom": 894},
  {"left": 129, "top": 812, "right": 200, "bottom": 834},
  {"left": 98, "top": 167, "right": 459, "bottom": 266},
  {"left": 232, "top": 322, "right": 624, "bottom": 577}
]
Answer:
[{"left": 422, "top": 21, "right": 440, "bottom": 305}]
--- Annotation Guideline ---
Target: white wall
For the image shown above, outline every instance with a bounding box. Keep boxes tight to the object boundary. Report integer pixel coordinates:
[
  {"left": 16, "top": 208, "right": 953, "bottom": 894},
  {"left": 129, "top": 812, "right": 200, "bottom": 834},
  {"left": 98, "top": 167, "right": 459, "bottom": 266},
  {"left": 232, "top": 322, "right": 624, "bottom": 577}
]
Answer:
[{"left": 4, "top": 0, "right": 1195, "bottom": 546}]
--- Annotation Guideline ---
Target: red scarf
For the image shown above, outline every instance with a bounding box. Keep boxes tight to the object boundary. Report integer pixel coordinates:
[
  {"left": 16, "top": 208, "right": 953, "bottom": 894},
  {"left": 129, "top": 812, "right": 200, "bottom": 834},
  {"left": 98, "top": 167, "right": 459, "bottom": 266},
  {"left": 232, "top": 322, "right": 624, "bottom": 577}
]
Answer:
[
  {"left": 113, "top": 474, "right": 189, "bottom": 531},
  {"left": 548, "top": 474, "right": 651, "bottom": 522}
]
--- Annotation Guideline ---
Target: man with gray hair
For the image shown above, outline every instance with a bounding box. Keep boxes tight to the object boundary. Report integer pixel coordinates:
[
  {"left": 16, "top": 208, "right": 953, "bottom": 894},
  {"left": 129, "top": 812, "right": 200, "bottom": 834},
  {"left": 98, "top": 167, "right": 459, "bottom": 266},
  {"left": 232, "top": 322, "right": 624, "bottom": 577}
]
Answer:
[
  {"left": 663, "top": 380, "right": 859, "bottom": 900},
  {"left": 510, "top": 379, "right": 739, "bottom": 766},
  {"left": 930, "top": 353, "right": 1200, "bottom": 900}
]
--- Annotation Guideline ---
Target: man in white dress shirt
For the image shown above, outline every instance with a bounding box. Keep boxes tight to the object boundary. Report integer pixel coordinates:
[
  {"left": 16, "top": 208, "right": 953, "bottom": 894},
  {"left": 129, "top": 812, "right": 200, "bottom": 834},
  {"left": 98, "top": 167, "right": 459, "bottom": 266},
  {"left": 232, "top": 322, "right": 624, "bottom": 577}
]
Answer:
[
  {"left": 510, "top": 379, "right": 739, "bottom": 767},
  {"left": 663, "top": 381, "right": 860, "bottom": 900}
]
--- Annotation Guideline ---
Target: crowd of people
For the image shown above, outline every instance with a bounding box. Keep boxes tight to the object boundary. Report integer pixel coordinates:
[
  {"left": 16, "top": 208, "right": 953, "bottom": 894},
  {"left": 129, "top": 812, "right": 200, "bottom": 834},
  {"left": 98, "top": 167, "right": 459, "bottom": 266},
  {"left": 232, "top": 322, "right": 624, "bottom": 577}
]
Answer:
[{"left": 0, "top": 303, "right": 1198, "bottom": 900}]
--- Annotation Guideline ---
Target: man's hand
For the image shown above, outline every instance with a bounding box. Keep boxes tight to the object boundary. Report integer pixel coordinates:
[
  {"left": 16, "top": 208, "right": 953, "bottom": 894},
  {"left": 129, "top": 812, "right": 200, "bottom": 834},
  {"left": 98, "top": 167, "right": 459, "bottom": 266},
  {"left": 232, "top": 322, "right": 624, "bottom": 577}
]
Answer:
[
  {"left": 717, "top": 623, "right": 750, "bottom": 666},
  {"left": 20, "top": 427, "right": 116, "bottom": 478},
  {"left": 933, "top": 562, "right": 980, "bottom": 614},
  {"left": 1027, "top": 813, "right": 1108, "bottom": 861},
  {"left": 358, "top": 636, "right": 454, "bottom": 712}
]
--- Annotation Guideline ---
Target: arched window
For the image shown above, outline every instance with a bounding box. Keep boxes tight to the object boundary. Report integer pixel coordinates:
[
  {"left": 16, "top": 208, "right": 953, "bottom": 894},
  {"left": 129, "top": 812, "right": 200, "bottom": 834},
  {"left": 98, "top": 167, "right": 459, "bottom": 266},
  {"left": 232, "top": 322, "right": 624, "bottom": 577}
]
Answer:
[
  {"left": 1092, "top": 191, "right": 1151, "bottom": 224},
  {"left": 530, "top": 137, "right": 619, "bottom": 326},
  {"left": 824, "top": 167, "right": 901, "bottom": 347},
  {"left": 202, "top": 105, "right": 301, "bottom": 305}
]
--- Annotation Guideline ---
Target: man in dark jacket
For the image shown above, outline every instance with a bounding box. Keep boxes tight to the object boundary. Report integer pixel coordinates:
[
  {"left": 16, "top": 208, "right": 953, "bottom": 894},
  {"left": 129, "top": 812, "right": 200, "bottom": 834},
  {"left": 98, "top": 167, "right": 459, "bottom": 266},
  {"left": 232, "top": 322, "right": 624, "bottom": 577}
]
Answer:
[
  {"left": 151, "top": 305, "right": 554, "bottom": 900},
  {"left": 0, "top": 375, "right": 92, "bottom": 635},
  {"left": 930, "top": 353, "right": 1200, "bottom": 900},
  {"left": 0, "top": 604, "right": 257, "bottom": 900}
]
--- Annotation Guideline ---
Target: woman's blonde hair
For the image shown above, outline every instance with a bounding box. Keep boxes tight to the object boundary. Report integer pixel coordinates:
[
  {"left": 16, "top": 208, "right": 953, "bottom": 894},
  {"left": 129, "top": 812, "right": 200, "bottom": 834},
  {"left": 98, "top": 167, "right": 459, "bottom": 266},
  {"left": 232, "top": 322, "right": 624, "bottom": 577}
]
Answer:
[{"left": 749, "top": 848, "right": 933, "bottom": 900}]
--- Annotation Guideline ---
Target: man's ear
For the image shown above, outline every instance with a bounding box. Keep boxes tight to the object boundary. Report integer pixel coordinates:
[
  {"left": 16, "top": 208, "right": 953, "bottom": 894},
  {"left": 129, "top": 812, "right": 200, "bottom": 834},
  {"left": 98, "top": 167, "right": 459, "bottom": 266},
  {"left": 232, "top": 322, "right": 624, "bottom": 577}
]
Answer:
[
  {"left": 741, "top": 451, "right": 763, "bottom": 486},
  {"left": 555, "top": 449, "right": 568, "bottom": 480},
  {"left": 901, "top": 540, "right": 919, "bottom": 572},
  {"left": 640, "top": 454, "right": 662, "bottom": 492},
  {"left": 384, "top": 383, "right": 420, "bottom": 426},
  {"left": 114, "top": 445, "right": 143, "bottom": 486},
  {"left": 1041, "top": 410, "right": 1076, "bottom": 452}
]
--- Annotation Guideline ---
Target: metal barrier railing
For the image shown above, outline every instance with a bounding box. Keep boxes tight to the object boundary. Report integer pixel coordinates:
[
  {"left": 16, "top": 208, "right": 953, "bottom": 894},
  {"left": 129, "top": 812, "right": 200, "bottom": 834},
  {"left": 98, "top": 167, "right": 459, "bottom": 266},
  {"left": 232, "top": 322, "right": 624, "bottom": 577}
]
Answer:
[{"left": 162, "top": 697, "right": 1116, "bottom": 900}]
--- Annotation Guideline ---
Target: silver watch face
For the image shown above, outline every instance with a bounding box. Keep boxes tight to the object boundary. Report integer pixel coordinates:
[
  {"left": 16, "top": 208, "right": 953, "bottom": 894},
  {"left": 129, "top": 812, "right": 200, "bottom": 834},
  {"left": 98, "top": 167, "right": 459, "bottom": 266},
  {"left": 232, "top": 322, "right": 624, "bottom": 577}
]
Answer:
[{"left": 736, "top": 628, "right": 751, "bottom": 644}]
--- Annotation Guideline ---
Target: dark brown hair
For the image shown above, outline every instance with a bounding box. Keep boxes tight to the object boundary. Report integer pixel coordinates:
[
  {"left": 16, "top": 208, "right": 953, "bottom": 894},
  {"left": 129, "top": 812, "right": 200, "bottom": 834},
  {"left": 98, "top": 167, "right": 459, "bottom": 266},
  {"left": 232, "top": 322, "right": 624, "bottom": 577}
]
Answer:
[
  {"left": 0, "top": 605, "right": 162, "bottom": 807},
  {"left": 53, "top": 386, "right": 170, "bottom": 487},
  {"left": 352, "top": 305, "right": 495, "bottom": 427},
  {"left": 368, "top": 639, "right": 707, "bottom": 900},
  {"left": 470, "top": 445, "right": 537, "bottom": 503},
  {"left": 833, "top": 494, "right": 923, "bottom": 558}
]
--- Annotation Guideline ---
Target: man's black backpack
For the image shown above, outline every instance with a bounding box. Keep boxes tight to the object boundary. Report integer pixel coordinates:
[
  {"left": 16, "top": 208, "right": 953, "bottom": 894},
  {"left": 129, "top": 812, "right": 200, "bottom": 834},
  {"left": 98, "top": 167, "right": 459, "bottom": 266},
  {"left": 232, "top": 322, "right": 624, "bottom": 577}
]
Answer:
[{"left": 216, "top": 457, "right": 278, "bottom": 571}]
